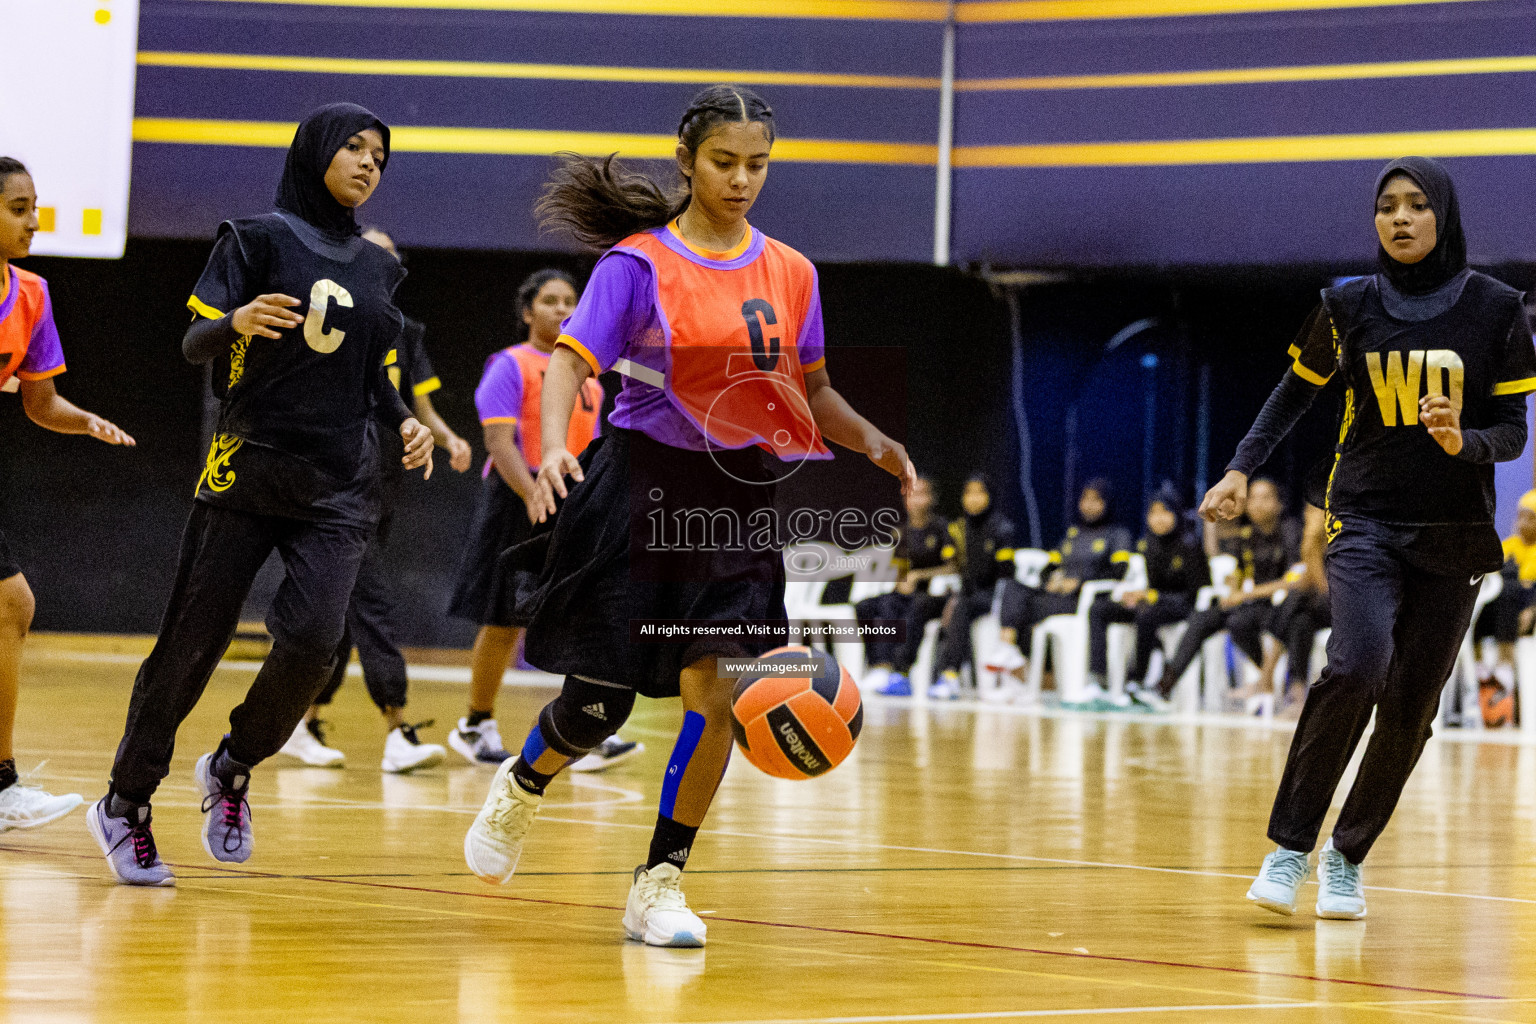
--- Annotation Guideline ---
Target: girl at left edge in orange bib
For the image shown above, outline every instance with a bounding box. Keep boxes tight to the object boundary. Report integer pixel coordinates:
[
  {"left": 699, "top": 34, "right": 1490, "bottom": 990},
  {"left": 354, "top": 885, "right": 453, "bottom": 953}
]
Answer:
[
  {"left": 0, "top": 157, "right": 135, "bottom": 833},
  {"left": 463, "top": 85, "right": 915, "bottom": 947}
]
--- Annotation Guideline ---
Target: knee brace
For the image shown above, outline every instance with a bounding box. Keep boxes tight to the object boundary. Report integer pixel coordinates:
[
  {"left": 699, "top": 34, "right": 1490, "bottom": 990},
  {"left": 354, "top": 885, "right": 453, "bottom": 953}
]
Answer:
[{"left": 536, "top": 676, "right": 636, "bottom": 757}]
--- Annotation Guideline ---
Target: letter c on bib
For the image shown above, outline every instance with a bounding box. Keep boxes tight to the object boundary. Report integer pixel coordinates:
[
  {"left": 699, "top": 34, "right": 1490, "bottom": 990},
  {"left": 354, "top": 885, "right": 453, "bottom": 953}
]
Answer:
[{"left": 304, "top": 279, "right": 353, "bottom": 354}]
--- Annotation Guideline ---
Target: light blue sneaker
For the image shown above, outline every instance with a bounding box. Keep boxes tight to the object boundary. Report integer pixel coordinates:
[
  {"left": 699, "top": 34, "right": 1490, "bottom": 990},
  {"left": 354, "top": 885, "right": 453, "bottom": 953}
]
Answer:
[
  {"left": 1246, "top": 846, "right": 1311, "bottom": 915},
  {"left": 1316, "top": 838, "right": 1366, "bottom": 919},
  {"left": 195, "top": 749, "right": 253, "bottom": 864},
  {"left": 876, "top": 672, "right": 912, "bottom": 697},
  {"left": 87, "top": 797, "right": 176, "bottom": 887}
]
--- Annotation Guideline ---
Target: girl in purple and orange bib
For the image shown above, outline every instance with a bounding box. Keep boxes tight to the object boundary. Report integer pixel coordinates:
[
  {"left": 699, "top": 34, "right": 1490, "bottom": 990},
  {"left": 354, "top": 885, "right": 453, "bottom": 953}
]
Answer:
[
  {"left": 463, "top": 86, "right": 915, "bottom": 946},
  {"left": 0, "top": 157, "right": 135, "bottom": 832}
]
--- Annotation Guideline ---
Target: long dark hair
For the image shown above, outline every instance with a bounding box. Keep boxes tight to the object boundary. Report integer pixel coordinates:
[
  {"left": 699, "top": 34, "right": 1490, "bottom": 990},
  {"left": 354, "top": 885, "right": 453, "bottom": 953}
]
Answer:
[
  {"left": 516, "top": 268, "right": 578, "bottom": 340},
  {"left": 0, "top": 157, "right": 29, "bottom": 190},
  {"left": 536, "top": 84, "right": 776, "bottom": 250}
]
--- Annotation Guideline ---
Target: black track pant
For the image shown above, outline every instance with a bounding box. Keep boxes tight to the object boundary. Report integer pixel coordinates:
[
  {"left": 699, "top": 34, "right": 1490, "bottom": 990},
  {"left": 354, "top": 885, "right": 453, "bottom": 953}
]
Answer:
[
  {"left": 1473, "top": 565, "right": 1534, "bottom": 645},
  {"left": 1088, "top": 593, "right": 1194, "bottom": 679},
  {"left": 314, "top": 528, "right": 408, "bottom": 712},
  {"left": 1270, "top": 588, "right": 1332, "bottom": 687},
  {"left": 110, "top": 503, "right": 370, "bottom": 802},
  {"left": 1156, "top": 600, "right": 1271, "bottom": 697},
  {"left": 936, "top": 588, "right": 1000, "bottom": 674},
  {"left": 856, "top": 590, "right": 946, "bottom": 672},
  {"left": 1266, "top": 523, "right": 1481, "bottom": 864}
]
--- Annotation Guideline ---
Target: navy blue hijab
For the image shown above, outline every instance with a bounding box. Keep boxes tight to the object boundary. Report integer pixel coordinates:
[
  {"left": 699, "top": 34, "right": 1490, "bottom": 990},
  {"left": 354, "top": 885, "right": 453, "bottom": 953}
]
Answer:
[{"left": 1374, "top": 156, "right": 1467, "bottom": 296}]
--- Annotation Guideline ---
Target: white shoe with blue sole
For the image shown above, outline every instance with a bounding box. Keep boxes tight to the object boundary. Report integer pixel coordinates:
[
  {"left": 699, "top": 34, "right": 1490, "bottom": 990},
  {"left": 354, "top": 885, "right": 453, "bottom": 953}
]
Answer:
[
  {"left": 1246, "top": 846, "right": 1310, "bottom": 915},
  {"left": 1316, "top": 838, "right": 1367, "bottom": 919},
  {"left": 623, "top": 863, "right": 706, "bottom": 947}
]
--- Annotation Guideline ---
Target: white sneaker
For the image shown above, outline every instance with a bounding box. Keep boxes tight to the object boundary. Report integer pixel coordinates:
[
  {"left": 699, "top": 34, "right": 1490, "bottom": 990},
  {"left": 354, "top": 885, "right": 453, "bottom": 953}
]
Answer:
[
  {"left": 381, "top": 723, "right": 446, "bottom": 774},
  {"left": 279, "top": 719, "right": 345, "bottom": 768},
  {"left": 1131, "top": 687, "right": 1172, "bottom": 713},
  {"left": 983, "top": 642, "right": 1026, "bottom": 676},
  {"left": 449, "top": 717, "right": 512, "bottom": 765},
  {"left": 570, "top": 736, "right": 645, "bottom": 773},
  {"left": 927, "top": 672, "right": 962, "bottom": 701},
  {"left": 1316, "top": 838, "right": 1367, "bottom": 920},
  {"left": 0, "top": 781, "right": 83, "bottom": 833},
  {"left": 464, "top": 757, "right": 542, "bottom": 884},
  {"left": 1246, "top": 846, "right": 1311, "bottom": 916},
  {"left": 861, "top": 666, "right": 892, "bottom": 692},
  {"left": 622, "top": 863, "right": 706, "bottom": 947}
]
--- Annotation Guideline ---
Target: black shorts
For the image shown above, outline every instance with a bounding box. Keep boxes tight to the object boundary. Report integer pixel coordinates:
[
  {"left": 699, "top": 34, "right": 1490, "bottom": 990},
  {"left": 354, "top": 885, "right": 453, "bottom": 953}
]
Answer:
[
  {"left": 0, "top": 529, "right": 22, "bottom": 583},
  {"left": 505, "top": 427, "right": 788, "bottom": 699},
  {"left": 447, "top": 472, "right": 532, "bottom": 627}
]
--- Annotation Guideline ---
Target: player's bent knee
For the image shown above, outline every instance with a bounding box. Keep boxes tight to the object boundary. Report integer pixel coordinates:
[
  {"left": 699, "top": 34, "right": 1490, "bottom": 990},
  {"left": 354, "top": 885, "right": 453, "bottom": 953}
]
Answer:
[
  {"left": 538, "top": 676, "right": 635, "bottom": 757},
  {"left": 0, "top": 576, "right": 36, "bottom": 638}
]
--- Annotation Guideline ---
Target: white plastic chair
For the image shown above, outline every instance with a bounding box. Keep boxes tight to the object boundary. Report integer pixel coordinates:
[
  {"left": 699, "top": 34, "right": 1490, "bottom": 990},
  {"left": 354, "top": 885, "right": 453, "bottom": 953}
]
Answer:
[
  {"left": 909, "top": 573, "right": 960, "bottom": 696},
  {"left": 1184, "top": 553, "right": 1240, "bottom": 713},
  {"left": 1442, "top": 572, "right": 1503, "bottom": 729},
  {"left": 1516, "top": 634, "right": 1536, "bottom": 737},
  {"left": 1028, "top": 554, "right": 1146, "bottom": 705}
]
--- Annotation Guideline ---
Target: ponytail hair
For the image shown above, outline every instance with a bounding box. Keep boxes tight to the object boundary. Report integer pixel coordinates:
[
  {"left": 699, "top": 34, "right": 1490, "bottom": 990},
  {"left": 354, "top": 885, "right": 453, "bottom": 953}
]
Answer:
[
  {"left": 0, "top": 156, "right": 29, "bottom": 191},
  {"left": 536, "top": 84, "right": 776, "bottom": 250}
]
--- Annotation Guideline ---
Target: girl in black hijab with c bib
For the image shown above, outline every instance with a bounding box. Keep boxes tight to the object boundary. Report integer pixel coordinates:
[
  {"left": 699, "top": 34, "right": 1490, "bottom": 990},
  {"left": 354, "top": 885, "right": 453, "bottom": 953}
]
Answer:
[
  {"left": 1203, "top": 157, "right": 1536, "bottom": 920},
  {"left": 89, "top": 104, "right": 434, "bottom": 887}
]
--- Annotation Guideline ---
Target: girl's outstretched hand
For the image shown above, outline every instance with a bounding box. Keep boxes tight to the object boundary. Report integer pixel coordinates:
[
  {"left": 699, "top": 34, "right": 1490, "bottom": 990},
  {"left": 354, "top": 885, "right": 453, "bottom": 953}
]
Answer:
[
  {"left": 865, "top": 430, "right": 914, "bottom": 496},
  {"left": 86, "top": 415, "right": 136, "bottom": 446},
  {"left": 533, "top": 448, "right": 583, "bottom": 523},
  {"left": 400, "top": 418, "right": 434, "bottom": 478},
  {"left": 1199, "top": 470, "right": 1249, "bottom": 523},
  {"left": 231, "top": 294, "right": 303, "bottom": 339}
]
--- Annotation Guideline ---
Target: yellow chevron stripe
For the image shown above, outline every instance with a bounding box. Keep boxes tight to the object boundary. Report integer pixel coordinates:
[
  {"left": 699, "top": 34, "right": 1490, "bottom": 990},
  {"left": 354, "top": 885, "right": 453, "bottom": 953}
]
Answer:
[
  {"left": 957, "top": 54, "right": 1536, "bottom": 92},
  {"left": 952, "top": 127, "right": 1536, "bottom": 167},
  {"left": 189, "top": 0, "right": 945, "bottom": 18},
  {"left": 955, "top": 0, "right": 1496, "bottom": 22},
  {"left": 131, "top": 117, "right": 939, "bottom": 165},
  {"left": 136, "top": 51, "right": 939, "bottom": 90}
]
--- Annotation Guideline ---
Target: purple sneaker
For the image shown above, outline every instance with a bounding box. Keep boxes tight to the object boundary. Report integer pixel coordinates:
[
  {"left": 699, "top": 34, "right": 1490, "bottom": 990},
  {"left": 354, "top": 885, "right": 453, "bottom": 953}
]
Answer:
[
  {"left": 195, "top": 750, "right": 253, "bottom": 864},
  {"left": 87, "top": 797, "right": 175, "bottom": 887}
]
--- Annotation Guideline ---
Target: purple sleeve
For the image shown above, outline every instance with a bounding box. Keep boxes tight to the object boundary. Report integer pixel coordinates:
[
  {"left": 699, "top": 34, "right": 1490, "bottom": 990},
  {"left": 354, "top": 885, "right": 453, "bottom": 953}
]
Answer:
[
  {"left": 797, "top": 267, "right": 826, "bottom": 370},
  {"left": 557, "top": 252, "right": 651, "bottom": 374},
  {"left": 475, "top": 351, "right": 524, "bottom": 424},
  {"left": 18, "top": 280, "right": 65, "bottom": 378}
]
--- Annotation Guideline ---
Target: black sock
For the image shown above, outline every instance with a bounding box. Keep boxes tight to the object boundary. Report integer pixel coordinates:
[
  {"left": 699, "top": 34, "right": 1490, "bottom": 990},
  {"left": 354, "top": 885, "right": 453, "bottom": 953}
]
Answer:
[
  {"left": 212, "top": 741, "right": 252, "bottom": 791},
  {"left": 107, "top": 790, "right": 149, "bottom": 821},
  {"left": 466, "top": 709, "right": 492, "bottom": 728},
  {"left": 646, "top": 814, "right": 700, "bottom": 871},
  {"left": 0, "top": 758, "right": 16, "bottom": 794},
  {"left": 510, "top": 756, "right": 554, "bottom": 796}
]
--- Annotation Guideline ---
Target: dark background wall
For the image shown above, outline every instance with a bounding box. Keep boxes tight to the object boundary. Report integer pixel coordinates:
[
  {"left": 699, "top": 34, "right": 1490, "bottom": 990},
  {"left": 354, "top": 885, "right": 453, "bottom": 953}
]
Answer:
[{"left": 17, "top": 242, "right": 1528, "bottom": 645}]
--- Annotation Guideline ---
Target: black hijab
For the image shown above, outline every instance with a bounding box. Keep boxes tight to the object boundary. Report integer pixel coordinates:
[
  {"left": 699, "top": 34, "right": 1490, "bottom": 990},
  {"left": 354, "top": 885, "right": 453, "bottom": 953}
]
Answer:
[
  {"left": 275, "top": 103, "right": 390, "bottom": 242},
  {"left": 1373, "top": 156, "right": 1467, "bottom": 296},
  {"left": 1077, "top": 477, "right": 1113, "bottom": 527}
]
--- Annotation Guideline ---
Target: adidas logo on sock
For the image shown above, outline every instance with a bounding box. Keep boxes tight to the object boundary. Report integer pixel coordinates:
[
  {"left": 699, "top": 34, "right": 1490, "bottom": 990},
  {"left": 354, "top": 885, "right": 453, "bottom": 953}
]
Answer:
[
  {"left": 583, "top": 702, "right": 607, "bottom": 720},
  {"left": 668, "top": 847, "right": 690, "bottom": 863}
]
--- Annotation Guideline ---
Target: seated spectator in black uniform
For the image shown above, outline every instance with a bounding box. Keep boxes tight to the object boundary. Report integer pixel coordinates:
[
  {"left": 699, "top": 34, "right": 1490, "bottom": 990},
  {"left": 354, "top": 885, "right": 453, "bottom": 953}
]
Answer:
[
  {"left": 987, "top": 479, "right": 1133, "bottom": 700},
  {"left": 1472, "top": 488, "right": 1536, "bottom": 726},
  {"left": 1086, "top": 483, "right": 1209, "bottom": 697},
  {"left": 1134, "top": 477, "right": 1301, "bottom": 710},
  {"left": 1259, "top": 502, "right": 1331, "bottom": 718},
  {"left": 928, "top": 474, "right": 1015, "bottom": 701},
  {"left": 858, "top": 475, "right": 953, "bottom": 697}
]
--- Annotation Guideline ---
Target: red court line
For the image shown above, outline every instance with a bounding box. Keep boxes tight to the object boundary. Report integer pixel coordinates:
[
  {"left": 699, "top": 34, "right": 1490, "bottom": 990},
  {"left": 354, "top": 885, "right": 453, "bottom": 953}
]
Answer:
[
  {"left": 4, "top": 843, "right": 1506, "bottom": 1003},
  {"left": 299, "top": 874, "right": 1504, "bottom": 1002}
]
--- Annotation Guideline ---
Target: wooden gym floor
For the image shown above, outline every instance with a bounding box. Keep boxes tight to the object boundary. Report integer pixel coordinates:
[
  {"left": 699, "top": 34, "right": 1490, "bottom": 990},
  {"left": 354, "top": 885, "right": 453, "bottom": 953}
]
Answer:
[{"left": 4, "top": 635, "right": 1536, "bottom": 1024}]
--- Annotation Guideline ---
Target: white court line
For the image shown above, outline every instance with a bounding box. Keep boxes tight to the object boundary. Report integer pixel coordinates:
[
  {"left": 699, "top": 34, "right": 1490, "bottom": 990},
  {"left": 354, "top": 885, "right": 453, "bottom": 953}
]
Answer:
[{"left": 654, "top": 996, "right": 1519, "bottom": 1024}]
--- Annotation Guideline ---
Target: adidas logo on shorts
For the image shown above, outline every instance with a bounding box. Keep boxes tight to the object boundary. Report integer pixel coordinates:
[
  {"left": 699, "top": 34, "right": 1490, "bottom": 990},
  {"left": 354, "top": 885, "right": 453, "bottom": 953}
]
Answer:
[{"left": 583, "top": 702, "right": 606, "bottom": 720}]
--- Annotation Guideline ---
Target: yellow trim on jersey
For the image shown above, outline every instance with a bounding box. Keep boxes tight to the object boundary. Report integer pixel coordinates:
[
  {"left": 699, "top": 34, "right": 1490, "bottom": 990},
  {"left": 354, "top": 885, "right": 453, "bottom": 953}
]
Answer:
[
  {"left": 1047, "top": 550, "right": 1063, "bottom": 563},
  {"left": 187, "top": 294, "right": 224, "bottom": 320},
  {"left": 666, "top": 219, "right": 753, "bottom": 261},
  {"left": 1492, "top": 376, "right": 1536, "bottom": 396},
  {"left": 384, "top": 348, "right": 399, "bottom": 366},
  {"left": 940, "top": 544, "right": 956, "bottom": 560},
  {"left": 801, "top": 356, "right": 827, "bottom": 374},
  {"left": 481, "top": 415, "right": 519, "bottom": 425},
  {"left": 138, "top": 51, "right": 938, "bottom": 90},
  {"left": 15, "top": 364, "right": 67, "bottom": 381},
  {"left": 995, "top": 547, "right": 1016, "bottom": 562},
  {"left": 1110, "top": 550, "right": 1131, "bottom": 563},
  {"left": 1144, "top": 589, "right": 1160, "bottom": 604},
  {"left": 413, "top": 376, "right": 442, "bottom": 397},
  {"left": 1293, "top": 359, "right": 1333, "bottom": 386},
  {"left": 557, "top": 334, "right": 602, "bottom": 375}
]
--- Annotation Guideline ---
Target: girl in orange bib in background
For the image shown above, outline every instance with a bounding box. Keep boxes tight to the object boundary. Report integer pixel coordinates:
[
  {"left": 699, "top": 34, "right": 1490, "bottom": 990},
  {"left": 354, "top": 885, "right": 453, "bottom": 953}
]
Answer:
[{"left": 464, "top": 85, "right": 914, "bottom": 947}]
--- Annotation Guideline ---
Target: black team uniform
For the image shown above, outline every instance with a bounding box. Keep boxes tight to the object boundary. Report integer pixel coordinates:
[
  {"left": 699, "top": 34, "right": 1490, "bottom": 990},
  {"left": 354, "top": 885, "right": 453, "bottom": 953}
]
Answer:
[
  {"left": 106, "top": 106, "right": 414, "bottom": 821},
  {"left": 998, "top": 508, "right": 1133, "bottom": 642},
  {"left": 311, "top": 315, "right": 441, "bottom": 717},
  {"left": 934, "top": 500, "right": 1016, "bottom": 679},
  {"left": 1229, "top": 158, "right": 1536, "bottom": 868},
  {"left": 1089, "top": 499, "right": 1209, "bottom": 686},
  {"left": 854, "top": 514, "right": 950, "bottom": 675},
  {"left": 1150, "top": 512, "right": 1301, "bottom": 697}
]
